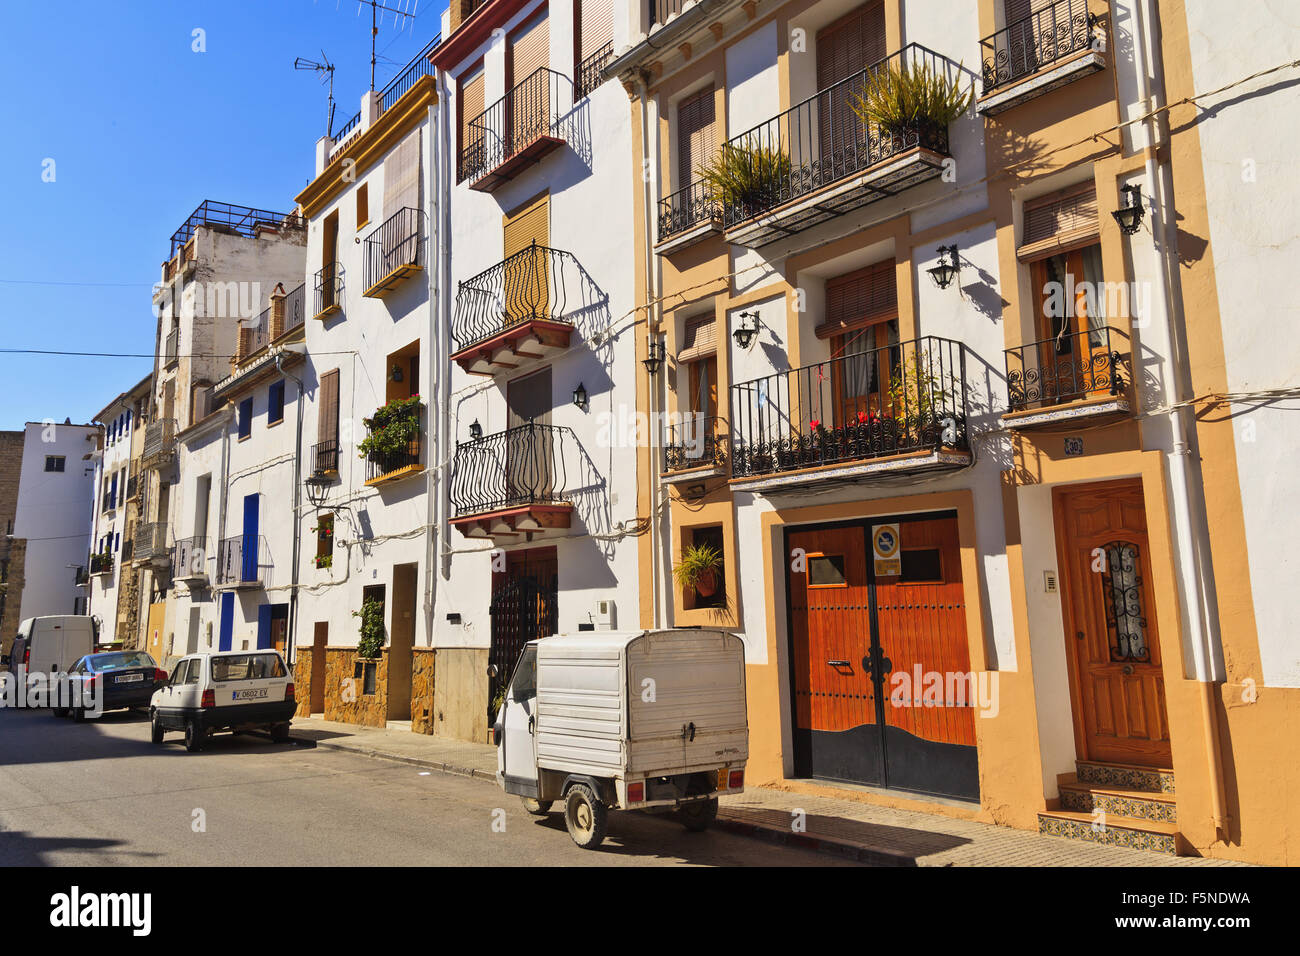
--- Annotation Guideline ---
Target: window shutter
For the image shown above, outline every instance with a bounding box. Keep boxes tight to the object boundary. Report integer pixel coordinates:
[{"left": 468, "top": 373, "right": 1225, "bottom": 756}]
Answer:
[
  {"left": 678, "top": 315, "right": 717, "bottom": 362},
  {"left": 382, "top": 129, "right": 422, "bottom": 219},
  {"left": 816, "top": 260, "right": 897, "bottom": 339},
  {"left": 460, "top": 68, "right": 485, "bottom": 157},
  {"left": 511, "top": 11, "right": 549, "bottom": 86},
  {"left": 318, "top": 370, "right": 340, "bottom": 446},
  {"left": 677, "top": 87, "right": 716, "bottom": 187},
  {"left": 504, "top": 193, "right": 550, "bottom": 256},
  {"left": 578, "top": 0, "right": 613, "bottom": 61},
  {"left": 1019, "top": 183, "right": 1100, "bottom": 258},
  {"left": 817, "top": 1, "right": 887, "bottom": 88}
]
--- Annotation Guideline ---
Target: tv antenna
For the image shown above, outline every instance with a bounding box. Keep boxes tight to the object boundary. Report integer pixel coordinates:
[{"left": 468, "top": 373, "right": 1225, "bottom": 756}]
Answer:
[
  {"left": 294, "top": 51, "right": 337, "bottom": 138},
  {"left": 356, "top": 0, "right": 421, "bottom": 91}
]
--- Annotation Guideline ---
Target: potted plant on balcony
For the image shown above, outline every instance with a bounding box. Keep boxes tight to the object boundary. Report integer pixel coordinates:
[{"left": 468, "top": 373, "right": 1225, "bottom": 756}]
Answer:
[
  {"left": 697, "top": 143, "right": 793, "bottom": 218},
  {"left": 352, "top": 596, "right": 385, "bottom": 660},
  {"left": 887, "top": 350, "right": 955, "bottom": 447},
  {"left": 851, "top": 58, "right": 974, "bottom": 144},
  {"left": 672, "top": 542, "right": 724, "bottom": 600},
  {"left": 314, "top": 553, "right": 333, "bottom": 570},
  {"left": 357, "top": 394, "right": 424, "bottom": 465}
]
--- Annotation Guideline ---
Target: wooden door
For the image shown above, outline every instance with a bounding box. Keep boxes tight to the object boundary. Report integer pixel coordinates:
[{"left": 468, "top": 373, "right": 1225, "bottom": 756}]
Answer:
[
  {"left": 387, "top": 563, "right": 417, "bottom": 721},
  {"left": 788, "top": 526, "right": 884, "bottom": 786},
  {"left": 1055, "top": 480, "right": 1171, "bottom": 766},
  {"left": 1031, "top": 243, "right": 1109, "bottom": 404},
  {"left": 832, "top": 319, "right": 898, "bottom": 425},
  {"left": 506, "top": 368, "right": 553, "bottom": 503},
  {"left": 311, "top": 622, "right": 327, "bottom": 713}
]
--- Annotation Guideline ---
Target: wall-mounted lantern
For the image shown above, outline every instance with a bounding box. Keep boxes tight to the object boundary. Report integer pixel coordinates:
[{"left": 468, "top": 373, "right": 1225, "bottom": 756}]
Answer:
[
  {"left": 927, "top": 245, "right": 960, "bottom": 290},
  {"left": 733, "top": 311, "right": 759, "bottom": 350},
  {"left": 1112, "top": 184, "right": 1145, "bottom": 235}
]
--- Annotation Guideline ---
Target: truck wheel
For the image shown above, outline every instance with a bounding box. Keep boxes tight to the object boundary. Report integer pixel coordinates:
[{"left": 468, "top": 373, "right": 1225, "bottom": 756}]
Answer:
[
  {"left": 270, "top": 722, "right": 291, "bottom": 743},
  {"left": 520, "top": 797, "right": 553, "bottom": 816},
  {"left": 150, "top": 711, "right": 164, "bottom": 744},
  {"left": 184, "top": 719, "right": 204, "bottom": 753},
  {"left": 678, "top": 797, "right": 719, "bottom": 832},
  {"left": 564, "top": 784, "right": 607, "bottom": 849}
]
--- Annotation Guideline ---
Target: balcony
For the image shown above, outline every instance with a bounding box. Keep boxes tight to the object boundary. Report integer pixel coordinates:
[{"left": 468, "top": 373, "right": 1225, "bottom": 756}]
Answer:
[
  {"left": 978, "top": 0, "right": 1105, "bottom": 115},
  {"left": 89, "top": 552, "right": 114, "bottom": 577},
  {"left": 237, "top": 305, "right": 272, "bottom": 364},
  {"left": 125, "top": 474, "right": 139, "bottom": 502},
  {"left": 729, "top": 336, "right": 972, "bottom": 493},
  {"left": 217, "top": 535, "right": 270, "bottom": 589},
  {"left": 164, "top": 328, "right": 180, "bottom": 368},
  {"left": 648, "top": 0, "right": 687, "bottom": 28},
  {"left": 576, "top": 42, "right": 613, "bottom": 100},
  {"left": 657, "top": 179, "right": 722, "bottom": 254},
  {"left": 173, "top": 535, "right": 212, "bottom": 585},
  {"left": 132, "top": 522, "right": 170, "bottom": 567},
  {"left": 451, "top": 242, "right": 582, "bottom": 375},
  {"left": 458, "top": 67, "right": 570, "bottom": 192},
  {"left": 361, "top": 399, "right": 423, "bottom": 486},
  {"left": 1002, "top": 325, "right": 1129, "bottom": 429},
  {"left": 283, "top": 282, "right": 307, "bottom": 338},
  {"left": 74, "top": 566, "right": 89, "bottom": 587},
  {"left": 716, "top": 44, "right": 962, "bottom": 249},
  {"left": 310, "top": 439, "right": 340, "bottom": 478},
  {"left": 662, "top": 415, "right": 729, "bottom": 483},
  {"left": 101, "top": 490, "right": 117, "bottom": 514},
  {"left": 140, "top": 419, "right": 177, "bottom": 470},
  {"left": 314, "top": 262, "right": 344, "bottom": 319},
  {"left": 450, "top": 422, "right": 575, "bottom": 540},
  {"left": 362, "top": 208, "right": 426, "bottom": 299}
]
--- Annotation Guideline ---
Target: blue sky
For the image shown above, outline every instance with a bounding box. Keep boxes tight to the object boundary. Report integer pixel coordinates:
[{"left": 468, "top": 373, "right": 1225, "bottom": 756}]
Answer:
[{"left": 0, "top": 0, "right": 445, "bottom": 429}]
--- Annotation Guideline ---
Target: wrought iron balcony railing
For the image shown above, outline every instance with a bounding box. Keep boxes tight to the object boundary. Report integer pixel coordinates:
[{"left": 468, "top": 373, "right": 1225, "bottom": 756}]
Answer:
[
  {"left": 1005, "top": 325, "right": 1126, "bottom": 413},
  {"left": 362, "top": 403, "right": 423, "bottom": 483},
  {"left": 450, "top": 421, "right": 572, "bottom": 518},
  {"left": 101, "top": 489, "right": 117, "bottom": 513},
  {"left": 173, "top": 535, "right": 212, "bottom": 579},
  {"left": 315, "top": 262, "right": 344, "bottom": 316},
  {"left": 125, "top": 474, "right": 138, "bottom": 501},
  {"left": 576, "top": 42, "right": 613, "bottom": 100},
  {"left": 719, "top": 44, "right": 960, "bottom": 231},
  {"left": 730, "top": 336, "right": 970, "bottom": 479},
  {"left": 453, "top": 241, "right": 582, "bottom": 354},
  {"left": 664, "top": 415, "right": 730, "bottom": 473},
  {"left": 658, "top": 179, "right": 721, "bottom": 244},
  {"left": 458, "top": 67, "right": 569, "bottom": 185},
  {"left": 362, "top": 207, "right": 426, "bottom": 297},
  {"left": 164, "top": 328, "right": 180, "bottom": 367},
  {"left": 217, "top": 534, "right": 270, "bottom": 587},
  {"left": 379, "top": 35, "right": 440, "bottom": 112},
  {"left": 140, "top": 419, "right": 177, "bottom": 469},
  {"left": 240, "top": 305, "right": 272, "bottom": 358},
  {"left": 89, "top": 552, "right": 114, "bottom": 576},
  {"left": 283, "top": 282, "right": 306, "bottom": 336},
  {"left": 133, "top": 522, "right": 169, "bottom": 563},
  {"left": 311, "top": 439, "right": 340, "bottom": 476},
  {"left": 981, "top": 0, "right": 1100, "bottom": 95}
]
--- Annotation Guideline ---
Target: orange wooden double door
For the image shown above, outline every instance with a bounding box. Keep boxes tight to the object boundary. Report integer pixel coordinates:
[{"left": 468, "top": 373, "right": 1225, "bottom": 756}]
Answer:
[
  {"left": 787, "top": 512, "right": 979, "bottom": 800},
  {"left": 1054, "top": 480, "right": 1171, "bottom": 767}
]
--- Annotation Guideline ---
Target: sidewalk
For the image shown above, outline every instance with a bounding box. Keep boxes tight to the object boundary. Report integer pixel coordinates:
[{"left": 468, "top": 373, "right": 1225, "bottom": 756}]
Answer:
[{"left": 290, "top": 717, "right": 1242, "bottom": 867}]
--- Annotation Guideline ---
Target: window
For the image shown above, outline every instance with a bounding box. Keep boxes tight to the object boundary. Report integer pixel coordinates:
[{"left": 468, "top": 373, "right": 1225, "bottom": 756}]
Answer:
[
  {"left": 508, "top": 645, "right": 537, "bottom": 702},
  {"left": 211, "top": 653, "right": 287, "bottom": 682},
  {"left": 683, "top": 525, "right": 726, "bottom": 610},
  {"left": 315, "top": 513, "right": 334, "bottom": 569},
  {"left": 900, "top": 548, "right": 944, "bottom": 583},
  {"left": 44, "top": 456, "right": 65, "bottom": 473},
  {"left": 268, "top": 380, "right": 286, "bottom": 426},
  {"left": 355, "top": 660, "right": 378, "bottom": 696},
  {"left": 459, "top": 66, "right": 485, "bottom": 164},
  {"left": 677, "top": 86, "right": 716, "bottom": 189},
  {"left": 237, "top": 398, "right": 253, "bottom": 440},
  {"left": 356, "top": 183, "right": 369, "bottom": 229},
  {"left": 181, "top": 660, "right": 201, "bottom": 685},
  {"left": 809, "top": 554, "right": 848, "bottom": 587},
  {"left": 318, "top": 369, "right": 340, "bottom": 450},
  {"left": 1102, "top": 541, "right": 1149, "bottom": 662}
]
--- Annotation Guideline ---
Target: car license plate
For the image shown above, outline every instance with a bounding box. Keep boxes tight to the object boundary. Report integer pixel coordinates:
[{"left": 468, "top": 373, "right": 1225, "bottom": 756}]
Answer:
[
  {"left": 115, "top": 673, "right": 144, "bottom": 683},
  {"left": 233, "top": 688, "right": 269, "bottom": 701}
]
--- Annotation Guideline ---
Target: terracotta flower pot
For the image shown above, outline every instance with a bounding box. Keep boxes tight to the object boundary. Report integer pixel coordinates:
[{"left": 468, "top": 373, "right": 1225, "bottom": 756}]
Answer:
[{"left": 695, "top": 569, "right": 719, "bottom": 598}]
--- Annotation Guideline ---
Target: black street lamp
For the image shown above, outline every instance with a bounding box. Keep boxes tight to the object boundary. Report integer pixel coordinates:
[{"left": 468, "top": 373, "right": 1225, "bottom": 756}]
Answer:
[
  {"left": 733, "top": 311, "right": 759, "bottom": 350},
  {"left": 572, "top": 382, "right": 588, "bottom": 409},
  {"left": 927, "top": 245, "right": 960, "bottom": 290},
  {"left": 305, "top": 472, "right": 332, "bottom": 509},
  {"left": 1112, "top": 184, "right": 1145, "bottom": 235},
  {"left": 643, "top": 337, "right": 664, "bottom": 376},
  {"left": 469, "top": 419, "right": 483, "bottom": 441}
]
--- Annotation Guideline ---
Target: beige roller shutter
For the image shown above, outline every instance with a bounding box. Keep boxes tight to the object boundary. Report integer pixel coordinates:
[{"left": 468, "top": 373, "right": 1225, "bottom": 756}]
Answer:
[
  {"left": 677, "top": 86, "right": 716, "bottom": 186},
  {"left": 503, "top": 193, "right": 550, "bottom": 321},
  {"left": 678, "top": 314, "right": 717, "bottom": 363},
  {"left": 382, "top": 129, "right": 422, "bottom": 219},
  {"left": 579, "top": 0, "right": 613, "bottom": 61},
  {"left": 817, "top": 1, "right": 887, "bottom": 87},
  {"left": 460, "top": 67, "right": 485, "bottom": 161},
  {"left": 511, "top": 11, "right": 550, "bottom": 88},
  {"left": 318, "top": 369, "right": 339, "bottom": 445},
  {"left": 816, "top": 260, "right": 897, "bottom": 339},
  {"left": 1019, "top": 183, "right": 1099, "bottom": 259}
]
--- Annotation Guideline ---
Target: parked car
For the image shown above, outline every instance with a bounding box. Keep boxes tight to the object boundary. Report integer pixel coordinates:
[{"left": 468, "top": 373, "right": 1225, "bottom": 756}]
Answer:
[
  {"left": 55, "top": 651, "right": 168, "bottom": 720},
  {"left": 4, "top": 616, "right": 95, "bottom": 680},
  {"left": 494, "top": 628, "right": 748, "bottom": 849},
  {"left": 150, "top": 650, "right": 296, "bottom": 752}
]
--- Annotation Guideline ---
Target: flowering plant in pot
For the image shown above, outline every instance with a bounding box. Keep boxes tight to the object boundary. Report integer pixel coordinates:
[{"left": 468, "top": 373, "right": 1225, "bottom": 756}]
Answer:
[
  {"left": 672, "top": 542, "right": 723, "bottom": 599},
  {"left": 356, "top": 394, "right": 424, "bottom": 461},
  {"left": 314, "top": 553, "right": 333, "bottom": 570}
]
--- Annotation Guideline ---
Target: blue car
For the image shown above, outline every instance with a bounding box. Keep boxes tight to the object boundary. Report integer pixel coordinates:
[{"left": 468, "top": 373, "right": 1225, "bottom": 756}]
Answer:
[{"left": 56, "top": 651, "right": 168, "bottom": 721}]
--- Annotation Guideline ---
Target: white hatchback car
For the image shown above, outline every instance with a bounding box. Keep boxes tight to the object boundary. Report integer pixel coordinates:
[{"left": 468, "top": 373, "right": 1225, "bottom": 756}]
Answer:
[{"left": 150, "top": 650, "right": 296, "bottom": 752}]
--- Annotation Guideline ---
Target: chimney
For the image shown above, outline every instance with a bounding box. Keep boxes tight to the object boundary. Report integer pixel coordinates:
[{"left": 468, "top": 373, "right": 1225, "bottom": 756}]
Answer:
[{"left": 269, "top": 283, "right": 287, "bottom": 340}]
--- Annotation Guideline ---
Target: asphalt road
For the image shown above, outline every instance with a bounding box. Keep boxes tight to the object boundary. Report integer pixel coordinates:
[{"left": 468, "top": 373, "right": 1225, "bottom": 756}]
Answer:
[{"left": 0, "top": 706, "right": 857, "bottom": 867}]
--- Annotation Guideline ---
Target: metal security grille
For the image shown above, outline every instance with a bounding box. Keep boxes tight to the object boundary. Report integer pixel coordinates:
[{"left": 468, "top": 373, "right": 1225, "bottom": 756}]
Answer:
[{"left": 488, "top": 573, "right": 557, "bottom": 719}]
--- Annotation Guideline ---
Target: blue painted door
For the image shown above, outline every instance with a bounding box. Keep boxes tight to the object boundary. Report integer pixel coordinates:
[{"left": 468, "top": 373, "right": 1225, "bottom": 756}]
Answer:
[
  {"left": 242, "top": 494, "right": 259, "bottom": 583},
  {"left": 256, "top": 604, "right": 273, "bottom": 650},
  {"left": 218, "top": 592, "right": 235, "bottom": 651}
]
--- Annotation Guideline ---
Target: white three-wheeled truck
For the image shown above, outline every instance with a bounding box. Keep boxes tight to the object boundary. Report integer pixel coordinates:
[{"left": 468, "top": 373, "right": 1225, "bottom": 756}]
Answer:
[{"left": 494, "top": 628, "right": 749, "bottom": 848}]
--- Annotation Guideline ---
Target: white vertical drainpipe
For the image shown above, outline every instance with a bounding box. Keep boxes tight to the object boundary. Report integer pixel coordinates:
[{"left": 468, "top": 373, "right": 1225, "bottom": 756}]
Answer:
[
  {"left": 424, "top": 91, "right": 443, "bottom": 651},
  {"left": 1133, "top": 0, "right": 1228, "bottom": 836}
]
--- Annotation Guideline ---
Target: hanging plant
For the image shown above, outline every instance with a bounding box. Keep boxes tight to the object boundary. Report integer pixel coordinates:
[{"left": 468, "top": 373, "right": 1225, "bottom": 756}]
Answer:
[
  {"left": 356, "top": 395, "right": 423, "bottom": 460},
  {"left": 352, "top": 597, "right": 386, "bottom": 659}
]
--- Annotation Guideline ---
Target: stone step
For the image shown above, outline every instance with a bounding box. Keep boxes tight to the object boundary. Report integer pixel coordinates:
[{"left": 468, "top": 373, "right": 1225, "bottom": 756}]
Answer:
[
  {"left": 1058, "top": 777, "right": 1178, "bottom": 825},
  {"left": 1076, "top": 759, "right": 1175, "bottom": 795},
  {"left": 1037, "top": 809, "right": 1179, "bottom": 855}
]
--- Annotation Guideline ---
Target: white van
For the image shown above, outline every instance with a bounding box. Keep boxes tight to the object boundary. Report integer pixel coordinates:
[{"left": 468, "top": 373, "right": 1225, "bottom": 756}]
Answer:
[
  {"left": 495, "top": 628, "right": 748, "bottom": 848},
  {"left": 7, "top": 616, "right": 95, "bottom": 680}
]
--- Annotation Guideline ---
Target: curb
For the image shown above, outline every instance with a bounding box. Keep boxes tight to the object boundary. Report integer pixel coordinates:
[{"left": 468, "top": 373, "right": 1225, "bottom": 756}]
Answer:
[{"left": 291, "top": 734, "right": 498, "bottom": 782}]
